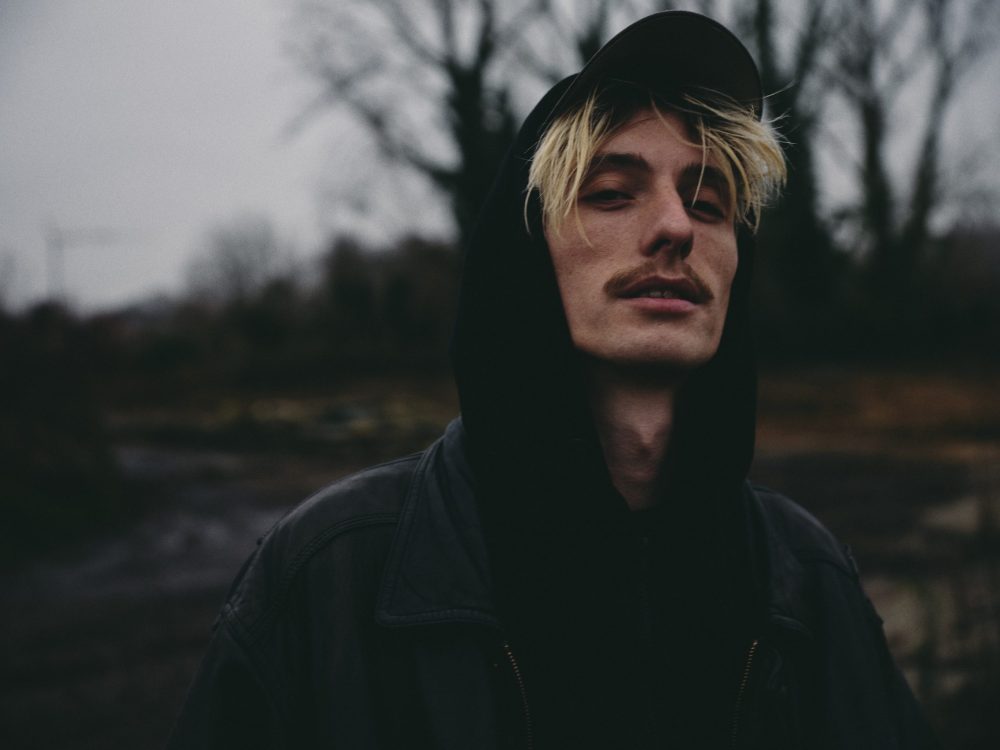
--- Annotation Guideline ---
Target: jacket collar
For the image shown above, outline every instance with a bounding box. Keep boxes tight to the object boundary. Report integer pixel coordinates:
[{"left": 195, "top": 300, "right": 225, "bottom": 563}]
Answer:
[
  {"left": 746, "top": 483, "right": 814, "bottom": 638},
  {"left": 376, "top": 419, "right": 811, "bottom": 638},
  {"left": 375, "top": 419, "right": 501, "bottom": 629}
]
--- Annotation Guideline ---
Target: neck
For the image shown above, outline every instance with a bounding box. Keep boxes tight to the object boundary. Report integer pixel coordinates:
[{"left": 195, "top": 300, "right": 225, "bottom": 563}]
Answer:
[{"left": 587, "top": 363, "right": 680, "bottom": 511}]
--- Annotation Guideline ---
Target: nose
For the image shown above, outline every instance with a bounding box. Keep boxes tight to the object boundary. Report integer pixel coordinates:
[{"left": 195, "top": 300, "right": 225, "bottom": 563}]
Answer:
[{"left": 640, "top": 185, "right": 694, "bottom": 259}]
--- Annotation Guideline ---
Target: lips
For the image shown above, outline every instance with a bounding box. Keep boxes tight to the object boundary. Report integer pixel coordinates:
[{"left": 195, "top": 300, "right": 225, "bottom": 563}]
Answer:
[{"left": 616, "top": 275, "right": 707, "bottom": 304}]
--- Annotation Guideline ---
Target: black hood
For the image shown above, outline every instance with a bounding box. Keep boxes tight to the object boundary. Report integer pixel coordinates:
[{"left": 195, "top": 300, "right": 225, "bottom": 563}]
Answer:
[
  {"left": 451, "top": 75, "right": 758, "bottom": 518},
  {"left": 449, "top": 75, "right": 764, "bottom": 744}
]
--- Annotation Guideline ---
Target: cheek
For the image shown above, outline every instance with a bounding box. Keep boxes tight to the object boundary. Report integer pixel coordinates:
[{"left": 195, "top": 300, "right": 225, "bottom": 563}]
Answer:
[
  {"left": 719, "top": 248, "right": 738, "bottom": 316},
  {"left": 721, "top": 254, "right": 739, "bottom": 305},
  {"left": 715, "top": 238, "right": 740, "bottom": 292},
  {"left": 703, "top": 241, "right": 739, "bottom": 326},
  {"left": 553, "top": 263, "right": 598, "bottom": 334},
  {"left": 546, "top": 229, "right": 600, "bottom": 301}
]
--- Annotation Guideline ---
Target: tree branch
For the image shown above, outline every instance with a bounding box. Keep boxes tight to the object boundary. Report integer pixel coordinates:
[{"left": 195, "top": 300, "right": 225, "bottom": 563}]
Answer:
[{"left": 380, "top": 0, "right": 448, "bottom": 66}]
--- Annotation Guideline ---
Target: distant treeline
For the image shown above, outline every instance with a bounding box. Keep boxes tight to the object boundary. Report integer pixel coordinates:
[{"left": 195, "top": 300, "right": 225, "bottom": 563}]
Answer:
[
  {"left": 1, "top": 302, "right": 122, "bottom": 563},
  {"left": 6, "top": 224, "right": 1000, "bottom": 406},
  {"left": 752, "top": 222, "right": 1000, "bottom": 361},
  {"left": 92, "top": 234, "right": 461, "bottom": 400}
]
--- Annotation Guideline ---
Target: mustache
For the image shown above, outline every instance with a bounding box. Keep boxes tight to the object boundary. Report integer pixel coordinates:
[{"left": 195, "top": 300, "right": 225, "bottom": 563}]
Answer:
[{"left": 603, "top": 261, "right": 713, "bottom": 301}]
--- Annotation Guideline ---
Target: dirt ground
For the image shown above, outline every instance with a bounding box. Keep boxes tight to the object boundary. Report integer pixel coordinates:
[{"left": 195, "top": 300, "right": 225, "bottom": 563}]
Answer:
[{"left": 1, "top": 368, "right": 997, "bottom": 749}]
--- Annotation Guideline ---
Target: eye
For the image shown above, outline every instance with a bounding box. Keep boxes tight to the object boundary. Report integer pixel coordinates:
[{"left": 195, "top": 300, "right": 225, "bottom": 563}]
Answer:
[
  {"left": 686, "top": 197, "right": 726, "bottom": 220},
  {"left": 582, "top": 189, "right": 633, "bottom": 207}
]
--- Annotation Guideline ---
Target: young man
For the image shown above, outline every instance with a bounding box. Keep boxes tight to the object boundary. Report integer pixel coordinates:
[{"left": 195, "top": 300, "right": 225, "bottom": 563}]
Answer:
[{"left": 169, "top": 12, "right": 936, "bottom": 749}]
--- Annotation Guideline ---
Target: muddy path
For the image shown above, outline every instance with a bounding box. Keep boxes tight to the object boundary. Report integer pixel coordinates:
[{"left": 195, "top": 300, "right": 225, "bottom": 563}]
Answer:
[{"left": 0, "top": 442, "right": 366, "bottom": 750}]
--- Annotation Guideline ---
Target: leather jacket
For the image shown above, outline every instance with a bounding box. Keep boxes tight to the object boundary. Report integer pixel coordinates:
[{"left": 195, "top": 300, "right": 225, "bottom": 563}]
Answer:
[{"left": 168, "top": 419, "right": 937, "bottom": 749}]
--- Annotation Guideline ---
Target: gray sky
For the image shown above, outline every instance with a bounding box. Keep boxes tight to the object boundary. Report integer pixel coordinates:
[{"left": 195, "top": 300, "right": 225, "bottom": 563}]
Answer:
[{"left": 0, "top": 0, "right": 448, "bottom": 312}]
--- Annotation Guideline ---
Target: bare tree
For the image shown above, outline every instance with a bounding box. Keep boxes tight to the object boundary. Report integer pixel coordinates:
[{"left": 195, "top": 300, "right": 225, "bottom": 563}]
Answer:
[
  {"left": 828, "top": 0, "right": 1000, "bottom": 306},
  {"left": 185, "top": 215, "right": 292, "bottom": 307},
  {"left": 291, "top": 0, "right": 552, "bottom": 248},
  {"left": 290, "top": 0, "right": 779, "bottom": 248},
  {"left": 519, "top": 0, "right": 646, "bottom": 75},
  {"left": 742, "top": 0, "right": 843, "bottom": 320}
]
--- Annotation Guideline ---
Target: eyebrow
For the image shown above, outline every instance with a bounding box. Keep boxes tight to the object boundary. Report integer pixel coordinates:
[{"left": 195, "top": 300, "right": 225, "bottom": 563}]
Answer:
[{"left": 585, "top": 152, "right": 651, "bottom": 178}]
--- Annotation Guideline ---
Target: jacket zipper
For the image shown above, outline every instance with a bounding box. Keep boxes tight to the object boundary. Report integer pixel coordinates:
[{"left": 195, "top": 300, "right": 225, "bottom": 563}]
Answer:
[
  {"left": 502, "top": 640, "right": 534, "bottom": 750},
  {"left": 730, "top": 638, "right": 759, "bottom": 749}
]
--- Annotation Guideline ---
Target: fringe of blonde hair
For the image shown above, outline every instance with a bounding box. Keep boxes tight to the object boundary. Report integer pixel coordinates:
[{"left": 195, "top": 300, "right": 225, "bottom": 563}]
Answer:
[{"left": 525, "top": 81, "right": 787, "bottom": 236}]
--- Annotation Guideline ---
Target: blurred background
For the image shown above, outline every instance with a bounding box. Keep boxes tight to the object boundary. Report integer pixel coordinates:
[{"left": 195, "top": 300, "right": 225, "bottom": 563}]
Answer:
[{"left": 1, "top": 0, "right": 998, "bottom": 747}]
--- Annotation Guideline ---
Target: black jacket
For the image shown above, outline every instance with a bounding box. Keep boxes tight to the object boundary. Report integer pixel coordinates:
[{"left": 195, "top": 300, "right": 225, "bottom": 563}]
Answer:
[
  {"left": 170, "top": 63, "right": 937, "bottom": 749},
  {"left": 168, "top": 419, "right": 935, "bottom": 749}
]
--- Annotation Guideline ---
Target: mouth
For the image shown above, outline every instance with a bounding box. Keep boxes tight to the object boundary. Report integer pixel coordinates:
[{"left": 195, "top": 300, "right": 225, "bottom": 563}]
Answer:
[{"left": 616, "top": 276, "right": 708, "bottom": 304}]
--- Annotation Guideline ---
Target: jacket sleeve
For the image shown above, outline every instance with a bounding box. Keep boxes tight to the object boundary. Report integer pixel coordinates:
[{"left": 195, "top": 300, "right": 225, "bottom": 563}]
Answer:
[{"left": 166, "top": 616, "right": 285, "bottom": 750}]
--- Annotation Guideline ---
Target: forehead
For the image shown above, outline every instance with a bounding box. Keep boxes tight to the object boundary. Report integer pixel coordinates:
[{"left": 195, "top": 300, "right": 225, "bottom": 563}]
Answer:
[{"left": 593, "top": 108, "right": 708, "bottom": 167}]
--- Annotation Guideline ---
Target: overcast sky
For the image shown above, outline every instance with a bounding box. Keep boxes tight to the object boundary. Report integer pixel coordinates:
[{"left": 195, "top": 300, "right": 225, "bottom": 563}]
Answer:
[{"left": 0, "top": 0, "right": 449, "bottom": 312}]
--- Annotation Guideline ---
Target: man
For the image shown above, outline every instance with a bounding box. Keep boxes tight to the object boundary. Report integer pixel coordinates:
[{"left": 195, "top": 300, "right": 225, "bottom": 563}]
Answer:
[{"left": 169, "top": 12, "right": 936, "bottom": 749}]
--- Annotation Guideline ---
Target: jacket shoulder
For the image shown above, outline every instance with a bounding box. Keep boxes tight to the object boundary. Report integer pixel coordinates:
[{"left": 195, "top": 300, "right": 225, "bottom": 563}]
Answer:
[
  {"left": 224, "top": 452, "right": 423, "bottom": 635},
  {"left": 750, "top": 484, "right": 940, "bottom": 746},
  {"left": 750, "top": 483, "right": 858, "bottom": 578},
  {"left": 265, "top": 452, "right": 420, "bottom": 548}
]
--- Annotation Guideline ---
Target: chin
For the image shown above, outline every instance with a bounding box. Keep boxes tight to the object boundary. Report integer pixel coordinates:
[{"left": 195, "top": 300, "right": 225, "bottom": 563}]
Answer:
[
  {"left": 574, "top": 316, "right": 725, "bottom": 369},
  {"left": 583, "top": 340, "right": 721, "bottom": 376}
]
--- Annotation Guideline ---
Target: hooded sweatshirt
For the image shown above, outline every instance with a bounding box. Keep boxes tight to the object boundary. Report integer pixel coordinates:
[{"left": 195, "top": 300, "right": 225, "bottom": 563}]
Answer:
[{"left": 450, "top": 76, "right": 766, "bottom": 748}]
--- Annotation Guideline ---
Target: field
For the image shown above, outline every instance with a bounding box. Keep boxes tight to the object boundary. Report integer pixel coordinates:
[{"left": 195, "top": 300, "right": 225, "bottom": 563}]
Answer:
[{"left": 1, "top": 367, "right": 997, "bottom": 748}]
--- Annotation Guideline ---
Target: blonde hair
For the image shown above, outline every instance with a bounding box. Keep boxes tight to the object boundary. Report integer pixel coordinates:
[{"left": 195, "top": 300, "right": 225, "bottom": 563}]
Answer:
[{"left": 526, "top": 81, "right": 786, "bottom": 234}]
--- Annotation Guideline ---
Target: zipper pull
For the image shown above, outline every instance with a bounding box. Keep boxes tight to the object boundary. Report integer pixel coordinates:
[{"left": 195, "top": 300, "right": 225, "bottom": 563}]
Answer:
[
  {"left": 502, "top": 640, "right": 534, "bottom": 750},
  {"left": 730, "top": 638, "right": 759, "bottom": 749}
]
